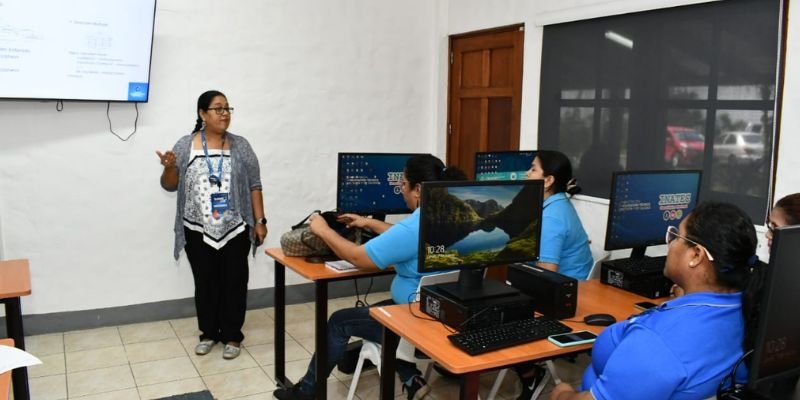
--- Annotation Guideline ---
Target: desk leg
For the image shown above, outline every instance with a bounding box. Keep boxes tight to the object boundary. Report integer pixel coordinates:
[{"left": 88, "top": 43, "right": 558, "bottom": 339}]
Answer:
[
  {"left": 5, "top": 297, "right": 30, "bottom": 400},
  {"left": 459, "top": 372, "right": 480, "bottom": 400},
  {"left": 314, "top": 281, "right": 328, "bottom": 400},
  {"left": 379, "top": 327, "right": 399, "bottom": 400},
  {"left": 273, "top": 261, "right": 289, "bottom": 388}
]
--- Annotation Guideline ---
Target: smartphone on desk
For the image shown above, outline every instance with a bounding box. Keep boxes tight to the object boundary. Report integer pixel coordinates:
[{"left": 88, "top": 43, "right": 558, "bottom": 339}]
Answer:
[
  {"left": 548, "top": 331, "right": 598, "bottom": 347},
  {"left": 634, "top": 301, "right": 658, "bottom": 311}
]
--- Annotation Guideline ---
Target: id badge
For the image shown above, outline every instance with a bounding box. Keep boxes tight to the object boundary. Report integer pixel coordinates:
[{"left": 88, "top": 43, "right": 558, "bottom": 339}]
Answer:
[{"left": 210, "top": 192, "right": 230, "bottom": 220}]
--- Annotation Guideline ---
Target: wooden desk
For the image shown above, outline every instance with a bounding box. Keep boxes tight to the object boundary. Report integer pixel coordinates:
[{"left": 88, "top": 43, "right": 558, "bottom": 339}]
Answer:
[
  {"left": 371, "top": 280, "right": 653, "bottom": 400},
  {"left": 0, "top": 259, "right": 31, "bottom": 400},
  {"left": 265, "top": 248, "right": 395, "bottom": 400},
  {"left": 0, "top": 338, "right": 12, "bottom": 400}
]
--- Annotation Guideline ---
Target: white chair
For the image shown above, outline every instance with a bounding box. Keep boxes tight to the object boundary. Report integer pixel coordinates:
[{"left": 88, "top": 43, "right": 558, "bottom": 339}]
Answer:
[
  {"left": 486, "top": 246, "right": 608, "bottom": 400},
  {"left": 586, "top": 251, "right": 610, "bottom": 280},
  {"left": 345, "top": 271, "right": 460, "bottom": 400}
]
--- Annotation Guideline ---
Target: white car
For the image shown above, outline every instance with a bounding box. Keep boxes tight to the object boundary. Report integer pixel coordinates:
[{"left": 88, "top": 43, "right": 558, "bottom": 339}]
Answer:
[{"left": 713, "top": 131, "right": 765, "bottom": 165}]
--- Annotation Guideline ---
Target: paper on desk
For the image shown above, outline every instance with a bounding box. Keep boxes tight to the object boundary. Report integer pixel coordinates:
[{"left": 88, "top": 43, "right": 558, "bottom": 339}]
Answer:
[
  {"left": 325, "top": 260, "right": 358, "bottom": 273},
  {"left": 0, "top": 345, "right": 41, "bottom": 374}
]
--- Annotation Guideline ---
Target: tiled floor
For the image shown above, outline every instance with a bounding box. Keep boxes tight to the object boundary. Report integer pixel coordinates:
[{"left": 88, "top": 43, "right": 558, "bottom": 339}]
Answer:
[{"left": 18, "top": 293, "right": 589, "bottom": 400}]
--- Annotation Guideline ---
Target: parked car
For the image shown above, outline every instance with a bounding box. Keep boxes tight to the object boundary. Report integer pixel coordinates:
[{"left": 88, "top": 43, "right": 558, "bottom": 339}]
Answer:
[
  {"left": 713, "top": 131, "right": 765, "bottom": 166},
  {"left": 665, "top": 126, "right": 705, "bottom": 167}
]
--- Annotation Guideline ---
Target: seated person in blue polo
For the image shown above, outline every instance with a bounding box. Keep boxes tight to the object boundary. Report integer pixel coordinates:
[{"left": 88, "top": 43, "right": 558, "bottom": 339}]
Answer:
[
  {"left": 525, "top": 150, "right": 593, "bottom": 280},
  {"left": 551, "top": 201, "right": 758, "bottom": 400},
  {"left": 512, "top": 150, "right": 595, "bottom": 399},
  {"left": 272, "top": 154, "right": 466, "bottom": 400}
]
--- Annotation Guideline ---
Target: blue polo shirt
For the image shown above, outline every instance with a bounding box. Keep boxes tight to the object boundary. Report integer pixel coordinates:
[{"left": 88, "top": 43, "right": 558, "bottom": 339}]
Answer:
[
  {"left": 538, "top": 192, "right": 593, "bottom": 280},
  {"left": 364, "top": 209, "right": 428, "bottom": 304},
  {"left": 581, "top": 292, "right": 748, "bottom": 400}
]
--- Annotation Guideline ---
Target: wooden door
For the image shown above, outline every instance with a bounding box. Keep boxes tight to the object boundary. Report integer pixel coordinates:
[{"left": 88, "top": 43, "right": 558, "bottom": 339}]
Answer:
[{"left": 447, "top": 24, "right": 525, "bottom": 179}]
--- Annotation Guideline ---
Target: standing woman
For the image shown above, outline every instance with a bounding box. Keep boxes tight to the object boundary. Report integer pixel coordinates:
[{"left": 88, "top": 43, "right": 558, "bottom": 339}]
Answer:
[{"left": 156, "top": 90, "right": 267, "bottom": 360}]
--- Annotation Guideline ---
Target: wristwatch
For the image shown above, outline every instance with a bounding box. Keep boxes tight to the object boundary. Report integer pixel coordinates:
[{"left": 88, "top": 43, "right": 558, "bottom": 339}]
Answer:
[{"left": 256, "top": 217, "right": 267, "bottom": 225}]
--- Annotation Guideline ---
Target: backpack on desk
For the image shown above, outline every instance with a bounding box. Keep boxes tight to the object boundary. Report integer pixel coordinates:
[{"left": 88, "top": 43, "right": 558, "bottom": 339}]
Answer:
[{"left": 279, "top": 210, "right": 368, "bottom": 257}]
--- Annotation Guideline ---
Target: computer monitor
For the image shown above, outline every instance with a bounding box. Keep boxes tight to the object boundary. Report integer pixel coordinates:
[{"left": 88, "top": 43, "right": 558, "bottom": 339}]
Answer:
[
  {"left": 747, "top": 225, "right": 800, "bottom": 395},
  {"left": 336, "top": 152, "right": 428, "bottom": 217},
  {"left": 419, "top": 180, "right": 544, "bottom": 301},
  {"left": 474, "top": 150, "right": 536, "bottom": 181},
  {"left": 605, "top": 170, "right": 702, "bottom": 259}
]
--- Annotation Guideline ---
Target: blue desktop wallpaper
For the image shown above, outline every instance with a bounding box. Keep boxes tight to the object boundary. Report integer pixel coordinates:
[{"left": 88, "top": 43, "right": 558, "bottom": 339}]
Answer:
[
  {"left": 606, "top": 172, "right": 701, "bottom": 250},
  {"left": 475, "top": 151, "right": 536, "bottom": 181},
  {"left": 337, "top": 153, "right": 420, "bottom": 214}
]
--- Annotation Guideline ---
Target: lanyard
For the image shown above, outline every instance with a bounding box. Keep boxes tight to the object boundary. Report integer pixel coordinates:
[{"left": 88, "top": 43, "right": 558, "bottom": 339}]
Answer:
[{"left": 200, "top": 129, "right": 225, "bottom": 188}]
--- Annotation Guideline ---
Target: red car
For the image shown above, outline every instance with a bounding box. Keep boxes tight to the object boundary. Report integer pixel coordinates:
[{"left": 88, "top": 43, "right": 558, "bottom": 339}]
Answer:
[{"left": 665, "top": 126, "right": 705, "bottom": 167}]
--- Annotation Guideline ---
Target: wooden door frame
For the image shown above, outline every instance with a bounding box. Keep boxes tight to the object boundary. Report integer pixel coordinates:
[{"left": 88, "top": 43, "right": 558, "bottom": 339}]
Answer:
[{"left": 446, "top": 23, "right": 525, "bottom": 165}]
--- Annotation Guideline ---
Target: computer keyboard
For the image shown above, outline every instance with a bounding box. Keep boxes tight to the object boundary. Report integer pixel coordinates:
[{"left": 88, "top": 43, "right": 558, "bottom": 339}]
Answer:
[
  {"left": 606, "top": 256, "right": 666, "bottom": 275},
  {"left": 448, "top": 317, "right": 572, "bottom": 356}
]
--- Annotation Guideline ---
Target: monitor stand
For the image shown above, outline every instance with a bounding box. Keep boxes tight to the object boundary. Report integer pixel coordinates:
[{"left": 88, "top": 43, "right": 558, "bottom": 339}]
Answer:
[
  {"left": 630, "top": 246, "right": 647, "bottom": 260},
  {"left": 437, "top": 268, "right": 518, "bottom": 302}
]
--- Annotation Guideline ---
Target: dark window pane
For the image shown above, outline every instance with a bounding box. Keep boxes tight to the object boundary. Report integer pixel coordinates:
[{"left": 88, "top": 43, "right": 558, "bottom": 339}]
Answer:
[
  {"left": 601, "top": 27, "right": 635, "bottom": 100},
  {"left": 552, "top": 28, "right": 597, "bottom": 100},
  {"left": 664, "top": 109, "right": 707, "bottom": 169},
  {"left": 663, "top": 21, "right": 712, "bottom": 100},
  {"left": 559, "top": 107, "right": 594, "bottom": 166},
  {"left": 710, "top": 110, "right": 773, "bottom": 197},
  {"left": 574, "top": 108, "right": 629, "bottom": 197},
  {"left": 717, "top": 10, "right": 779, "bottom": 100},
  {"left": 538, "top": 0, "right": 779, "bottom": 221}
]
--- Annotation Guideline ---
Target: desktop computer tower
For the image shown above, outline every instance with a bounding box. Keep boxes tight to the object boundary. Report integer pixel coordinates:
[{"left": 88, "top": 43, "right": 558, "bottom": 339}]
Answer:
[
  {"left": 506, "top": 263, "right": 578, "bottom": 319},
  {"left": 420, "top": 284, "right": 536, "bottom": 331},
  {"left": 600, "top": 257, "right": 673, "bottom": 298}
]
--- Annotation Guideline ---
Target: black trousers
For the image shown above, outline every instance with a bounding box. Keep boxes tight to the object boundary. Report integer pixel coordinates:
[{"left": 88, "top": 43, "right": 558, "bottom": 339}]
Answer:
[{"left": 184, "top": 227, "right": 250, "bottom": 344}]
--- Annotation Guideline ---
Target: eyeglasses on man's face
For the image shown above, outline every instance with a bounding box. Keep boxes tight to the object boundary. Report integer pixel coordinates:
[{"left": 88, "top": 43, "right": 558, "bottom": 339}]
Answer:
[
  {"left": 207, "top": 107, "right": 234, "bottom": 115},
  {"left": 665, "top": 225, "right": 715, "bottom": 261}
]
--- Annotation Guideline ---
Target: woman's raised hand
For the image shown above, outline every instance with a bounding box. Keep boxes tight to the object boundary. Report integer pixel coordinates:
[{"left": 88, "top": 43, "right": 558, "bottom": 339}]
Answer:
[{"left": 156, "top": 150, "right": 177, "bottom": 168}]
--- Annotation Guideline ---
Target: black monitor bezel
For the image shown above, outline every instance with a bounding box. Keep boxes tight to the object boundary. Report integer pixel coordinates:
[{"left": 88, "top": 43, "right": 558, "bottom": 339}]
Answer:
[
  {"left": 747, "top": 225, "right": 800, "bottom": 391},
  {"left": 604, "top": 169, "right": 702, "bottom": 252},
  {"left": 335, "top": 152, "right": 428, "bottom": 216},
  {"left": 418, "top": 179, "right": 544, "bottom": 274},
  {"left": 473, "top": 150, "right": 537, "bottom": 181}
]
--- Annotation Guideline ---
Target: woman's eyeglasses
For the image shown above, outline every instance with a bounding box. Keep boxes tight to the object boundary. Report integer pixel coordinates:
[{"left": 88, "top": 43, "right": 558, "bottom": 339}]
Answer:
[
  {"left": 765, "top": 220, "right": 778, "bottom": 234},
  {"left": 665, "top": 225, "right": 715, "bottom": 261},
  {"left": 207, "top": 107, "right": 234, "bottom": 115}
]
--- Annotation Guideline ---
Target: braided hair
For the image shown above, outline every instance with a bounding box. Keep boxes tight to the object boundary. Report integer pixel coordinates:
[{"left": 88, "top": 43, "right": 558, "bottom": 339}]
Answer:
[
  {"left": 191, "top": 90, "right": 225, "bottom": 134},
  {"left": 536, "top": 150, "right": 582, "bottom": 196},
  {"left": 683, "top": 201, "right": 762, "bottom": 352}
]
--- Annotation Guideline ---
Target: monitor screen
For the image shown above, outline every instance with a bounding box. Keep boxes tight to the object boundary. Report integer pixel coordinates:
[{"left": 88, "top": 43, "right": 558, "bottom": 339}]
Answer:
[
  {"left": 336, "top": 153, "right": 427, "bottom": 216},
  {"left": 418, "top": 180, "right": 544, "bottom": 300},
  {"left": 474, "top": 151, "right": 536, "bottom": 181},
  {"left": 748, "top": 225, "right": 800, "bottom": 393},
  {"left": 0, "top": 0, "right": 157, "bottom": 102},
  {"left": 605, "top": 170, "right": 702, "bottom": 256}
]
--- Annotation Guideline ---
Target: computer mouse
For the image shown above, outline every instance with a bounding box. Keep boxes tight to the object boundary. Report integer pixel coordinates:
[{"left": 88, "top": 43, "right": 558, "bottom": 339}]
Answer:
[{"left": 583, "top": 313, "right": 617, "bottom": 326}]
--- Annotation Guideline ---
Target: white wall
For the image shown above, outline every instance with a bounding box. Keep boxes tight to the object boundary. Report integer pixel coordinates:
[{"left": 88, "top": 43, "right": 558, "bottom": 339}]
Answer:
[
  {"left": 2, "top": 0, "right": 795, "bottom": 317},
  {"left": 444, "top": 0, "right": 786, "bottom": 261},
  {"left": 0, "top": 0, "right": 439, "bottom": 315}
]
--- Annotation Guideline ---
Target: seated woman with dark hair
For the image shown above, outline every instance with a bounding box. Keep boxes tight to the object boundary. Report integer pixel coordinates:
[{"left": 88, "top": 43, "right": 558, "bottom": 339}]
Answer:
[
  {"left": 273, "top": 154, "right": 467, "bottom": 400},
  {"left": 766, "top": 193, "right": 800, "bottom": 247},
  {"left": 552, "top": 201, "right": 759, "bottom": 400}
]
